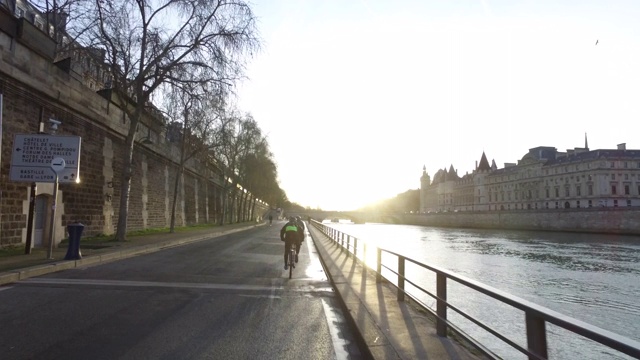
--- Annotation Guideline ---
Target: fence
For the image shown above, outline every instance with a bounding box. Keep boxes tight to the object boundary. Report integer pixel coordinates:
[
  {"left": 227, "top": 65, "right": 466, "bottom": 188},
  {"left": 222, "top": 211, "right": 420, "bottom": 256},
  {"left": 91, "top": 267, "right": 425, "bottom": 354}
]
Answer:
[{"left": 311, "top": 220, "right": 640, "bottom": 360}]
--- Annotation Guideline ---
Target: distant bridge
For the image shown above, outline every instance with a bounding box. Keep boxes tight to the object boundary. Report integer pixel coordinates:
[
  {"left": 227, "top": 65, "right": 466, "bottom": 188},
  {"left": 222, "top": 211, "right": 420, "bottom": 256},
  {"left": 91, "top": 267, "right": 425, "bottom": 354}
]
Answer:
[{"left": 277, "top": 210, "right": 404, "bottom": 224}]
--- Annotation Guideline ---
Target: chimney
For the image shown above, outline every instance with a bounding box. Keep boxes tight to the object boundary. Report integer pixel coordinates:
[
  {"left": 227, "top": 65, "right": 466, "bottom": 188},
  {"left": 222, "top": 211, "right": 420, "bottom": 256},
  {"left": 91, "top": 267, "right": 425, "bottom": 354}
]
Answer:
[
  {"left": 475, "top": 161, "right": 478, "bottom": 170},
  {"left": 617, "top": 143, "right": 626, "bottom": 150}
]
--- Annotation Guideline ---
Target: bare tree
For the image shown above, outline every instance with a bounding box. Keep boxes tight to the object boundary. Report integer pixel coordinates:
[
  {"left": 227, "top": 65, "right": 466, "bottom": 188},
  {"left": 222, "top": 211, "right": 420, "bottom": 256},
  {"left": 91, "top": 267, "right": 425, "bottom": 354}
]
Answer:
[
  {"left": 213, "top": 111, "right": 262, "bottom": 224},
  {"left": 162, "top": 81, "right": 229, "bottom": 232},
  {"left": 65, "top": 0, "right": 259, "bottom": 240},
  {"left": 239, "top": 140, "right": 280, "bottom": 219}
]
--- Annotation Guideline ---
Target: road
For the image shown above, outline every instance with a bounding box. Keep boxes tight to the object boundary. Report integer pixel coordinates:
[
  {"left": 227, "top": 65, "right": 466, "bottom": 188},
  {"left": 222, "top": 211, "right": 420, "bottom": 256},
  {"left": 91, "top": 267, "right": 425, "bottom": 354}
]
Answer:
[{"left": 0, "top": 224, "right": 364, "bottom": 360}]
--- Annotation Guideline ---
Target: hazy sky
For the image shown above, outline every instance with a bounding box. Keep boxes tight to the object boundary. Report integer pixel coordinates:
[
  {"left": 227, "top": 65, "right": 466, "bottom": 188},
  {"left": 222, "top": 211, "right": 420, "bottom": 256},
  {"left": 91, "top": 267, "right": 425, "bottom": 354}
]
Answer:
[{"left": 235, "top": 0, "right": 640, "bottom": 211}]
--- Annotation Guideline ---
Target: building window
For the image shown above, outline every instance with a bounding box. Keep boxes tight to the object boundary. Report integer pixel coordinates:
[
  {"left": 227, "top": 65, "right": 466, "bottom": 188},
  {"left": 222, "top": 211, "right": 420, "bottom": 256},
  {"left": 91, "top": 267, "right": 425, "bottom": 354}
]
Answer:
[
  {"left": 576, "top": 185, "right": 581, "bottom": 196},
  {"left": 612, "top": 185, "right": 617, "bottom": 195},
  {"left": 546, "top": 188, "right": 550, "bottom": 198},
  {"left": 612, "top": 174, "right": 616, "bottom": 180},
  {"left": 577, "top": 200, "right": 581, "bottom": 208},
  {"left": 614, "top": 200, "right": 618, "bottom": 207},
  {"left": 624, "top": 162, "right": 628, "bottom": 168},
  {"left": 588, "top": 185, "right": 593, "bottom": 196},
  {"left": 555, "top": 188, "right": 559, "bottom": 197},
  {"left": 555, "top": 201, "right": 559, "bottom": 209},
  {"left": 625, "top": 174, "right": 629, "bottom": 180},
  {"left": 625, "top": 185, "right": 630, "bottom": 195},
  {"left": 565, "top": 186, "right": 570, "bottom": 197},
  {"left": 628, "top": 200, "right": 632, "bottom": 207},
  {"left": 588, "top": 200, "right": 592, "bottom": 207},
  {"left": 611, "top": 162, "right": 615, "bottom": 168}
]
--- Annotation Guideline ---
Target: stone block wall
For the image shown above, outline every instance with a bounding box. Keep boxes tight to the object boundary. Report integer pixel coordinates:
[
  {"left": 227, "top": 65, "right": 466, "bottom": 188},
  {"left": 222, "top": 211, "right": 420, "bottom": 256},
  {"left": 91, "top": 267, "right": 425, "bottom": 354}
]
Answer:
[
  {"left": 400, "top": 208, "right": 640, "bottom": 235},
  {"left": 0, "top": 28, "right": 268, "bottom": 247}
]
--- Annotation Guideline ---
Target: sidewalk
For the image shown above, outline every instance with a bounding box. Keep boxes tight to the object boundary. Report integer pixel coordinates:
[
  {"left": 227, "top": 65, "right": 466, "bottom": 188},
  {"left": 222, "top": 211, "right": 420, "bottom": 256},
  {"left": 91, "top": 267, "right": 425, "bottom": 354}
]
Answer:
[
  {"left": 308, "top": 224, "right": 485, "bottom": 360},
  {"left": 0, "top": 222, "right": 263, "bottom": 286}
]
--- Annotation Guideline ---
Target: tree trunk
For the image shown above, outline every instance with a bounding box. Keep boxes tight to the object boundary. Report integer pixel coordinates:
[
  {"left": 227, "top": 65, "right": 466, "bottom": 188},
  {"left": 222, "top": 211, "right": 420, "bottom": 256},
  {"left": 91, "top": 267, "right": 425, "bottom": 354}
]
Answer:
[
  {"left": 249, "top": 196, "right": 256, "bottom": 222},
  {"left": 170, "top": 165, "right": 184, "bottom": 232},
  {"left": 115, "top": 129, "right": 137, "bottom": 241},
  {"left": 219, "top": 182, "right": 229, "bottom": 225}
]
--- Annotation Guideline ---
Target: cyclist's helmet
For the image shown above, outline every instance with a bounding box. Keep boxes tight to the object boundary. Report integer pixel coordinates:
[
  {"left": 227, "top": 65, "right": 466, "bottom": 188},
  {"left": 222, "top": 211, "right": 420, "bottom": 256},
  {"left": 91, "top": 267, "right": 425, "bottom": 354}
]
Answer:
[
  {"left": 289, "top": 216, "right": 296, "bottom": 221},
  {"left": 295, "top": 216, "right": 301, "bottom": 221}
]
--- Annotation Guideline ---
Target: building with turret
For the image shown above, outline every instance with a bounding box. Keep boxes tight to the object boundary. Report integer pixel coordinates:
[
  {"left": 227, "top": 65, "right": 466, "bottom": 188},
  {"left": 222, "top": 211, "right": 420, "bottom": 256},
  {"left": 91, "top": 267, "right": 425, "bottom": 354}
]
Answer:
[{"left": 420, "top": 140, "right": 640, "bottom": 213}]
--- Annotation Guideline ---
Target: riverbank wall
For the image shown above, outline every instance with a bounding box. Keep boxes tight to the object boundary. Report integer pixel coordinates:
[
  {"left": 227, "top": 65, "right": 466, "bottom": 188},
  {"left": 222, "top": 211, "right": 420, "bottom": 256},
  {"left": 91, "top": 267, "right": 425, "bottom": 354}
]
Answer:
[{"left": 395, "top": 208, "right": 640, "bottom": 236}]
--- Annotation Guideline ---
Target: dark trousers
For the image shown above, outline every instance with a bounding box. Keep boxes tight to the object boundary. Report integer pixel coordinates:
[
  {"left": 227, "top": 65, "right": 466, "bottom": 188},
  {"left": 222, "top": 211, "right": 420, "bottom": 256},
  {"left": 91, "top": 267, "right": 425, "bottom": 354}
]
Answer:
[{"left": 284, "top": 240, "right": 302, "bottom": 265}]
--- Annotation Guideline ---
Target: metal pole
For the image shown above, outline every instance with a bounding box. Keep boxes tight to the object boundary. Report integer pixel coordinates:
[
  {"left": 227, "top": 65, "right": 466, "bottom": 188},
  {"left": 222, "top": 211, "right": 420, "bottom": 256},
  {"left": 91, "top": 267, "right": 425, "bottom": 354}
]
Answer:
[
  {"left": 362, "top": 242, "right": 367, "bottom": 273},
  {"left": 24, "top": 183, "right": 36, "bottom": 254},
  {"left": 46, "top": 173, "right": 59, "bottom": 259},
  {"left": 436, "top": 273, "right": 448, "bottom": 336},
  {"left": 397, "top": 256, "right": 405, "bottom": 301},
  {"left": 526, "top": 312, "right": 548, "bottom": 360},
  {"left": 376, "top": 248, "right": 382, "bottom": 282}
]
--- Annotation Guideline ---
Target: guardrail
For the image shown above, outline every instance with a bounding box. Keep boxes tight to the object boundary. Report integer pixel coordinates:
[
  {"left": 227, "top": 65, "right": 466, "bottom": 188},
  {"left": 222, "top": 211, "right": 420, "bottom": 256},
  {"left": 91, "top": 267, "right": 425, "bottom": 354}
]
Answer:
[{"left": 310, "top": 220, "right": 640, "bottom": 360}]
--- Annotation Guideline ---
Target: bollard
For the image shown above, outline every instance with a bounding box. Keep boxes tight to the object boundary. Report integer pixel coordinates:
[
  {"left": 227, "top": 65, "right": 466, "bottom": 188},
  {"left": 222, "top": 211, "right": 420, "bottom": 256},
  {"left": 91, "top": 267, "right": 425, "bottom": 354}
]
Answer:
[{"left": 64, "top": 222, "right": 85, "bottom": 260}]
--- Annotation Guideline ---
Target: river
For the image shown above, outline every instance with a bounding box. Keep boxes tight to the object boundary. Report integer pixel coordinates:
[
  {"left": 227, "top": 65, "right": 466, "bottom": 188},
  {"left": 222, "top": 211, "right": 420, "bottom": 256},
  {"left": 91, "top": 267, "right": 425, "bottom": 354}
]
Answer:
[{"left": 325, "top": 222, "right": 640, "bottom": 359}]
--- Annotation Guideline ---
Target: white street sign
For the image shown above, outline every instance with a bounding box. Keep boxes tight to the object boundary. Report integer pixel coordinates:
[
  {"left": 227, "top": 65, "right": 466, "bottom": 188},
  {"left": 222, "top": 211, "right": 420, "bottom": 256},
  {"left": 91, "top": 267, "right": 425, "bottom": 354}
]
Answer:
[
  {"left": 51, "top": 157, "right": 66, "bottom": 173},
  {"left": 10, "top": 134, "right": 81, "bottom": 183}
]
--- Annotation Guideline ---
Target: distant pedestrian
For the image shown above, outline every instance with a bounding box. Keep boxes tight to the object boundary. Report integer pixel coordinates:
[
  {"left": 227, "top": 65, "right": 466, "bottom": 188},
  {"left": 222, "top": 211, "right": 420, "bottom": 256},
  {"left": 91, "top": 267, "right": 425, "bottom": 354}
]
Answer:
[{"left": 268, "top": 214, "right": 273, "bottom": 226}]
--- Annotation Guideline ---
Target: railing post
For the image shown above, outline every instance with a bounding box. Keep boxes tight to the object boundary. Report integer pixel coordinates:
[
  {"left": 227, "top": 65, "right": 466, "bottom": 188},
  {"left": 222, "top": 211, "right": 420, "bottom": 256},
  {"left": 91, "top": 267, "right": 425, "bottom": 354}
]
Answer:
[
  {"left": 362, "top": 242, "right": 367, "bottom": 273},
  {"left": 526, "top": 312, "right": 548, "bottom": 360},
  {"left": 376, "top": 248, "right": 382, "bottom": 282},
  {"left": 397, "top": 256, "right": 405, "bottom": 301},
  {"left": 353, "top": 237, "right": 358, "bottom": 258},
  {"left": 346, "top": 235, "right": 350, "bottom": 253},
  {"left": 436, "top": 273, "right": 447, "bottom": 336}
]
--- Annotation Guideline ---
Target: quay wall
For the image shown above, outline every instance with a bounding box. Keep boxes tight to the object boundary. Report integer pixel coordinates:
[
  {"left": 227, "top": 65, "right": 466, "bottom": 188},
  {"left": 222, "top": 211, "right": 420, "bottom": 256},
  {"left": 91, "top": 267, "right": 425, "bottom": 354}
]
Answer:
[
  {"left": 0, "top": 17, "right": 267, "bottom": 247},
  {"left": 396, "top": 208, "right": 640, "bottom": 236}
]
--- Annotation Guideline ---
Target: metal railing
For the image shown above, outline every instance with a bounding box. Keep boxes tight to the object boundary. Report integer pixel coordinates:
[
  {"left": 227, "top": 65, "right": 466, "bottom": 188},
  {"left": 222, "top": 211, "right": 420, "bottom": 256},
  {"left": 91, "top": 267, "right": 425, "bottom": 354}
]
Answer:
[{"left": 311, "top": 220, "right": 640, "bottom": 360}]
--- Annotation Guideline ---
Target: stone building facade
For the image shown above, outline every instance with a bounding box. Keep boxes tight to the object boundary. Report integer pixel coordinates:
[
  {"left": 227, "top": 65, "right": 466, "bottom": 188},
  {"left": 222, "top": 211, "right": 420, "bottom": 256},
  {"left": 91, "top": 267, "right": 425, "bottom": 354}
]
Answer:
[
  {"left": 0, "top": 6, "right": 268, "bottom": 248},
  {"left": 421, "top": 142, "right": 640, "bottom": 214}
]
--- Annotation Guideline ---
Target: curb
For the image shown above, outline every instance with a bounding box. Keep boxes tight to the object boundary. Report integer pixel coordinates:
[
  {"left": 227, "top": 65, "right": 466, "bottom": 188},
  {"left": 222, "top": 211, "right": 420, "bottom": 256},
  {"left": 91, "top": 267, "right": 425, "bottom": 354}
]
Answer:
[{"left": 308, "top": 225, "right": 398, "bottom": 360}]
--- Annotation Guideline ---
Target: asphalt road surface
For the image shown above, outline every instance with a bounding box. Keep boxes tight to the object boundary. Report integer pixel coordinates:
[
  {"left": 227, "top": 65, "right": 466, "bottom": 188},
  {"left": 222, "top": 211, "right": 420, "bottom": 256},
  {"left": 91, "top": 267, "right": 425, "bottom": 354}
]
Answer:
[{"left": 0, "top": 223, "right": 364, "bottom": 360}]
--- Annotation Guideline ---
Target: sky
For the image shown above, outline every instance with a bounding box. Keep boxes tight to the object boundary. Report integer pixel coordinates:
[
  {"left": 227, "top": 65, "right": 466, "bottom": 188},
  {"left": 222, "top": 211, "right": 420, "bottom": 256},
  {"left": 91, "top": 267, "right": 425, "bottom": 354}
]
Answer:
[{"left": 235, "top": 0, "right": 640, "bottom": 211}]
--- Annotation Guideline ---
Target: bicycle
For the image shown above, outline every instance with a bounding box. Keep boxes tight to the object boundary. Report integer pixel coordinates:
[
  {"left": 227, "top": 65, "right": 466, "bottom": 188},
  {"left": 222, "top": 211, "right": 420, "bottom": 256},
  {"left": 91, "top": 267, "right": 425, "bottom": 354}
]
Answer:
[{"left": 287, "top": 244, "right": 296, "bottom": 278}]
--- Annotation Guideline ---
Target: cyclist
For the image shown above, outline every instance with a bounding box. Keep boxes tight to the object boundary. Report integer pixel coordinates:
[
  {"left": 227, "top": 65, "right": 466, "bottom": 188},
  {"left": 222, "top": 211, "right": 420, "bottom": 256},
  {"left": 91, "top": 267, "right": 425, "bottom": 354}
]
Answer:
[
  {"left": 280, "top": 217, "right": 299, "bottom": 270},
  {"left": 293, "top": 216, "right": 305, "bottom": 262}
]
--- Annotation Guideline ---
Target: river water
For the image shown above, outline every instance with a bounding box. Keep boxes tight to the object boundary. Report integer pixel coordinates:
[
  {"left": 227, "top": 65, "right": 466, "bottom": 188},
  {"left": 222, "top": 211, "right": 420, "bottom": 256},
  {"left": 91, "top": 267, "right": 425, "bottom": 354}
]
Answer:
[{"left": 325, "top": 222, "right": 640, "bottom": 359}]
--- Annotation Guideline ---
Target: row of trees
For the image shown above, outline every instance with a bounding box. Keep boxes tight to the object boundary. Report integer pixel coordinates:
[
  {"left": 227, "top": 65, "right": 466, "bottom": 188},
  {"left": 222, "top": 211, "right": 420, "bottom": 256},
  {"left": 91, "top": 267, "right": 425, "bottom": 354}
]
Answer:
[
  {"left": 359, "top": 189, "right": 420, "bottom": 214},
  {"left": 26, "top": 0, "right": 287, "bottom": 239}
]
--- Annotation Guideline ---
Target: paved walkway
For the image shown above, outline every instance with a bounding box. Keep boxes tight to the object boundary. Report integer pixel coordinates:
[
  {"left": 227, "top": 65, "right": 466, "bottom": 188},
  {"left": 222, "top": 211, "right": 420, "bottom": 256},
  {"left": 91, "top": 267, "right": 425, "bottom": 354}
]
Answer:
[
  {"left": 0, "top": 222, "right": 261, "bottom": 285},
  {"left": 0, "top": 221, "right": 485, "bottom": 359}
]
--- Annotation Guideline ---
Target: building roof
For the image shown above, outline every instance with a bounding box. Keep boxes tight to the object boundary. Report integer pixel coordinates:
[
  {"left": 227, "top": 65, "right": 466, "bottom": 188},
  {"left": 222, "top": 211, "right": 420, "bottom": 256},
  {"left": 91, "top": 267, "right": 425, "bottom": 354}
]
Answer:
[
  {"left": 477, "top": 152, "right": 491, "bottom": 171},
  {"left": 544, "top": 149, "right": 640, "bottom": 166}
]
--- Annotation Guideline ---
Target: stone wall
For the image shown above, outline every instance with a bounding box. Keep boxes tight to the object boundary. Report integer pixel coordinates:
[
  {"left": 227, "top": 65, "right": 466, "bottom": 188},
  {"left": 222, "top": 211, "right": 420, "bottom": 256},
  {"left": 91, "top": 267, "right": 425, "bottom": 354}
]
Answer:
[
  {"left": 398, "top": 208, "right": 640, "bottom": 235},
  {"left": 0, "top": 23, "right": 268, "bottom": 247}
]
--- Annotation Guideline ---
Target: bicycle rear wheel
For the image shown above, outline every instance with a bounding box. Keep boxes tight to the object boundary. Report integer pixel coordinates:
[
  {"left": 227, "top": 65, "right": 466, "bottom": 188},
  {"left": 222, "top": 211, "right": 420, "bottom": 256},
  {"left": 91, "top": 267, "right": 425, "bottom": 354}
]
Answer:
[{"left": 289, "top": 250, "right": 294, "bottom": 279}]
